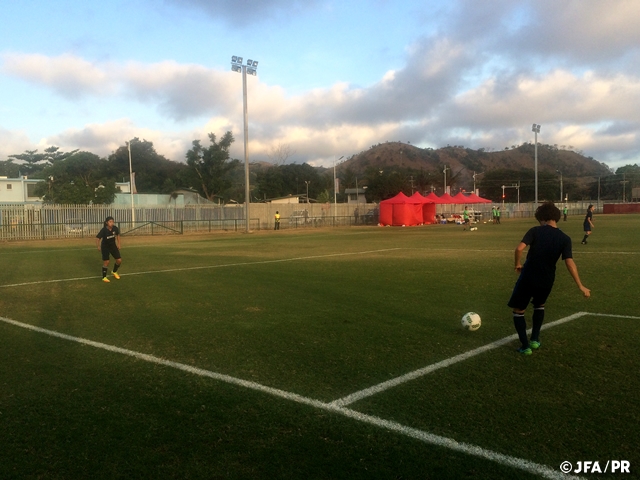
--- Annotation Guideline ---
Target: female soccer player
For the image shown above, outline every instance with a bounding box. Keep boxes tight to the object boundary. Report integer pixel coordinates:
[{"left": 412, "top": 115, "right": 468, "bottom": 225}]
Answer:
[
  {"left": 581, "top": 204, "right": 595, "bottom": 244},
  {"left": 96, "top": 216, "right": 122, "bottom": 283},
  {"left": 508, "top": 202, "right": 590, "bottom": 355}
]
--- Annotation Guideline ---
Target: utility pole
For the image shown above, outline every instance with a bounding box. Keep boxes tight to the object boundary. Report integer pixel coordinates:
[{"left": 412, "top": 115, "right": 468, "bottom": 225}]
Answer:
[
  {"left": 127, "top": 141, "right": 135, "bottom": 225},
  {"left": 409, "top": 175, "right": 415, "bottom": 195},
  {"left": 472, "top": 171, "right": 483, "bottom": 195},
  {"left": 622, "top": 173, "right": 628, "bottom": 202},
  {"left": 557, "top": 170, "right": 563, "bottom": 203}
]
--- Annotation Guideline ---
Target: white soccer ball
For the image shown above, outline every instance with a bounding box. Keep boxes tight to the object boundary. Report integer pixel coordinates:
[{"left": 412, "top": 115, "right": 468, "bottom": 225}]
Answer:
[{"left": 461, "top": 312, "right": 481, "bottom": 331}]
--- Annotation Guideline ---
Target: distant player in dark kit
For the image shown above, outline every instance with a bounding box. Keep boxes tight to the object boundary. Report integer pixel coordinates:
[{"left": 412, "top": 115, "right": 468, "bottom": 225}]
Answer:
[
  {"left": 96, "top": 216, "right": 122, "bottom": 283},
  {"left": 274, "top": 211, "right": 281, "bottom": 230},
  {"left": 581, "top": 204, "right": 594, "bottom": 244},
  {"left": 508, "top": 202, "right": 590, "bottom": 355},
  {"left": 496, "top": 207, "right": 501, "bottom": 224}
]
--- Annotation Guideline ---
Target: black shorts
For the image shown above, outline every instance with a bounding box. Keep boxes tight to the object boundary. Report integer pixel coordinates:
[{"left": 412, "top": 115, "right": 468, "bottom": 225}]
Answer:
[
  {"left": 101, "top": 245, "right": 121, "bottom": 261},
  {"left": 583, "top": 222, "right": 591, "bottom": 232},
  {"left": 507, "top": 275, "right": 553, "bottom": 310}
]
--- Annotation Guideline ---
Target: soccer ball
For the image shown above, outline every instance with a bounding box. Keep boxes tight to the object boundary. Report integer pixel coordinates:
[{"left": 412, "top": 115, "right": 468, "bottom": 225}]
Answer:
[{"left": 461, "top": 312, "right": 481, "bottom": 331}]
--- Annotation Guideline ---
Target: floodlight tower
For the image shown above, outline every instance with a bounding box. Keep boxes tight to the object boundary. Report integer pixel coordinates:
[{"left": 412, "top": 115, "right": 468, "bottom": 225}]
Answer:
[
  {"left": 231, "top": 56, "right": 259, "bottom": 233},
  {"left": 334, "top": 155, "right": 344, "bottom": 218},
  {"left": 532, "top": 124, "right": 541, "bottom": 206}
]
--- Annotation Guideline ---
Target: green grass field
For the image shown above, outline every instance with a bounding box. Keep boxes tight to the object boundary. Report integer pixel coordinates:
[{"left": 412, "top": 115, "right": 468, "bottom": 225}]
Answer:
[{"left": 1, "top": 215, "right": 639, "bottom": 479}]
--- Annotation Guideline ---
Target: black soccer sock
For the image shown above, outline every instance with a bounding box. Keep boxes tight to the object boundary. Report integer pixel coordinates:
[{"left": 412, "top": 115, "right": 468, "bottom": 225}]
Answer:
[
  {"left": 531, "top": 307, "right": 545, "bottom": 342},
  {"left": 513, "top": 313, "right": 529, "bottom": 349},
  {"left": 113, "top": 263, "right": 120, "bottom": 273},
  {"left": 102, "top": 267, "right": 108, "bottom": 278},
  {"left": 582, "top": 234, "right": 588, "bottom": 243}
]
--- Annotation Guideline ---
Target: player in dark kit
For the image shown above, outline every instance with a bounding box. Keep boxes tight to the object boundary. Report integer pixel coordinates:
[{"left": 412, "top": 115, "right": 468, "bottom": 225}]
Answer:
[
  {"left": 508, "top": 203, "right": 590, "bottom": 355},
  {"left": 581, "top": 204, "right": 595, "bottom": 244},
  {"left": 96, "top": 216, "right": 122, "bottom": 283}
]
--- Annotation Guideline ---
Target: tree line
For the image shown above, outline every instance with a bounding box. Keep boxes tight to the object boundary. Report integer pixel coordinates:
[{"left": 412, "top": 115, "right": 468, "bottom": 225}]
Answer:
[{"left": 2, "top": 134, "right": 639, "bottom": 204}]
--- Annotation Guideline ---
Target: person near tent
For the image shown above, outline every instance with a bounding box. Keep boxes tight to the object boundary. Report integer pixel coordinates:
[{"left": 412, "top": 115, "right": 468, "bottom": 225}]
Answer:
[
  {"left": 463, "top": 206, "right": 470, "bottom": 229},
  {"left": 491, "top": 206, "right": 496, "bottom": 224},
  {"left": 274, "top": 211, "right": 281, "bottom": 230},
  {"left": 496, "top": 207, "right": 502, "bottom": 224},
  {"left": 563, "top": 205, "right": 568, "bottom": 221}
]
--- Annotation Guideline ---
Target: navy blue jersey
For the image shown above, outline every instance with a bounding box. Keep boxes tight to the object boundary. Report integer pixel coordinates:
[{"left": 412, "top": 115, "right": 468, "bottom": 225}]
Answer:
[
  {"left": 584, "top": 210, "right": 593, "bottom": 226},
  {"left": 520, "top": 225, "right": 572, "bottom": 284},
  {"left": 96, "top": 225, "right": 120, "bottom": 248}
]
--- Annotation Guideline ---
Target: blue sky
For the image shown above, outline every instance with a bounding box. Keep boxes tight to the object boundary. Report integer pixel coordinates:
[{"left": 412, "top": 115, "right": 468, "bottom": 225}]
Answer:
[{"left": 1, "top": 0, "right": 639, "bottom": 168}]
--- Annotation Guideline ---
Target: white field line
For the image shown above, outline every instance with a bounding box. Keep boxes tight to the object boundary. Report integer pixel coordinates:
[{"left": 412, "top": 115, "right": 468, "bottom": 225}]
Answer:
[
  {"left": 0, "top": 248, "right": 401, "bottom": 288},
  {"left": 0, "top": 315, "right": 583, "bottom": 480},
  {"left": 585, "top": 312, "right": 640, "bottom": 319},
  {"left": 330, "top": 312, "right": 589, "bottom": 407}
]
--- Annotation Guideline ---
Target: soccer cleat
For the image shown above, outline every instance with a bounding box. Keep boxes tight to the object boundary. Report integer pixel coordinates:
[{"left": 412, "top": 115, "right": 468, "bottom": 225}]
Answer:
[
  {"left": 517, "top": 347, "right": 532, "bottom": 355},
  {"left": 102, "top": 277, "right": 110, "bottom": 283},
  {"left": 113, "top": 272, "right": 121, "bottom": 280},
  {"left": 529, "top": 340, "right": 541, "bottom": 350}
]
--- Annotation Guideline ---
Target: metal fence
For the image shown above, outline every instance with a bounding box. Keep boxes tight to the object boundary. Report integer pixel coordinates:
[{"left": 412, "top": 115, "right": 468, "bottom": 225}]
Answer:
[
  {"left": 0, "top": 200, "right": 613, "bottom": 242},
  {"left": 0, "top": 203, "right": 378, "bottom": 241}
]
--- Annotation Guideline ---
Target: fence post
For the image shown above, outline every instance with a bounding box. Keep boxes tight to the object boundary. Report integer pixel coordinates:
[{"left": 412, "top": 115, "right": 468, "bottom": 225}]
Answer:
[
  {"left": 41, "top": 219, "right": 45, "bottom": 240},
  {"left": 235, "top": 219, "right": 238, "bottom": 231},
  {"left": 151, "top": 222, "right": 154, "bottom": 235},
  {"left": 209, "top": 219, "right": 211, "bottom": 232},
  {"left": 180, "top": 220, "right": 183, "bottom": 234}
]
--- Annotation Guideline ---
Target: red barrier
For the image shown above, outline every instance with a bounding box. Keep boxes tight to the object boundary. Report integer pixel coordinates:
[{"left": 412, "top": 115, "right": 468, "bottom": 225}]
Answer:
[{"left": 603, "top": 203, "right": 640, "bottom": 214}]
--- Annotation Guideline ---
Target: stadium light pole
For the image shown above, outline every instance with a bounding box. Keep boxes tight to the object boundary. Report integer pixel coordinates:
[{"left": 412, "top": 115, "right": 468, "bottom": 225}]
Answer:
[
  {"left": 532, "top": 124, "right": 541, "bottom": 206},
  {"left": 231, "top": 56, "right": 259, "bottom": 233},
  {"left": 127, "top": 141, "right": 135, "bottom": 225},
  {"left": 334, "top": 155, "right": 344, "bottom": 218},
  {"left": 304, "top": 180, "right": 310, "bottom": 204}
]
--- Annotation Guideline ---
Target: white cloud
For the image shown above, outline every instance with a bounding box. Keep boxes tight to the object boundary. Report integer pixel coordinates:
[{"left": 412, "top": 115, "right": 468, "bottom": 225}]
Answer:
[
  {"left": 1, "top": 53, "right": 112, "bottom": 99},
  {"left": 0, "top": 127, "right": 33, "bottom": 161}
]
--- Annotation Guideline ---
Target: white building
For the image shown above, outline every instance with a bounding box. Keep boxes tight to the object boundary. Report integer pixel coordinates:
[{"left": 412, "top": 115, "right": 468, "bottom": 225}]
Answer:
[
  {"left": 0, "top": 176, "right": 43, "bottom": 204},
  {"left": 344, "top": 188, "right": 367, "bottom": 204}
]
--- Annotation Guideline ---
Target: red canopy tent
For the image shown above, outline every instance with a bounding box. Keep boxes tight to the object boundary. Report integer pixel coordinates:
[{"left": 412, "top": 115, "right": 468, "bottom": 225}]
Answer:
[
  {"left": 380, "top": 192, "right": 436, "bottom": 226},
  {"left": 425, "top": 192, "right": 441, "bottom": 203},
  {"left": 451, "top": 192, "right": 470, "bottom": 204},
  {"left": 437, "top": 193, "right": 454, "bottom": 203},
  {"left": 466, "top": 192, "right": 491, "bottom": 204},
  {"left": 409, "top": 192, "right": 437, "bottom": 224}
]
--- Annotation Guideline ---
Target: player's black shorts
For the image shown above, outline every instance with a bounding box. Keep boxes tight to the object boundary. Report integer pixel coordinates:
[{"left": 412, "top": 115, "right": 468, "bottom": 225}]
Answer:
[
  {"left": 583, "top": 222, "right": 591, "bottom": 232},
  {"left": 508, "top": 274, "right": 553, "bottom": 310},
  {"left": 101, "top": 245, "right": 121, "bottom": 261}
]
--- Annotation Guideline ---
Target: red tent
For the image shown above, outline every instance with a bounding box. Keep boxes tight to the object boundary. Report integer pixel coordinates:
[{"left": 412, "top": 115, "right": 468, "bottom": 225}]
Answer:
[
  {"left": 466, "top": 193, "right": 492, "bottom": 204},
  {"left": 409, "top": 192, "right": 437, "bottom": 224},
  {"left": 437, "top": 193, "right": 454, "bottom": 203},
  {"left": 425, "top": 192, "right": 441, "bottom": 203},
  {"left": 451, "top": 192, "right": 470, "bottom": 204},
  {"left": 380, "top": 192, "right": 434, "bottom": 226}
]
